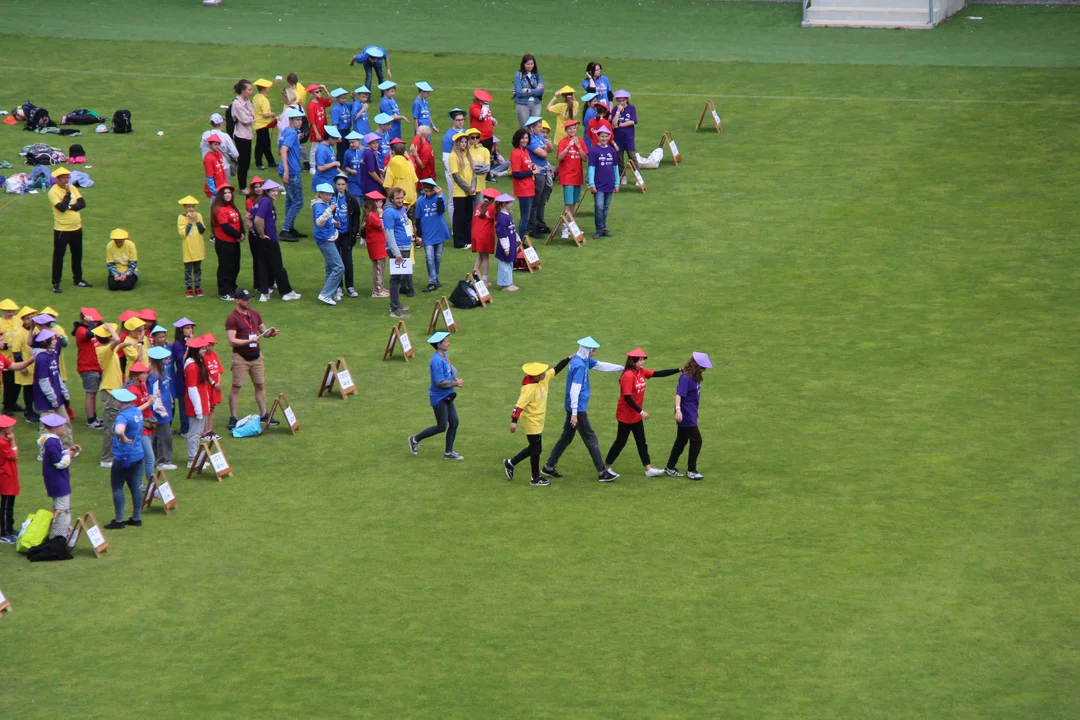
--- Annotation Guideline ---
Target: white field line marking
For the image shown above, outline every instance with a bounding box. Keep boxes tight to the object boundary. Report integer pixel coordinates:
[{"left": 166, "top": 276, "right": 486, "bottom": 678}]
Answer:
[{"left": 2, "top": 67, "right": 1077, "bottom": 106}]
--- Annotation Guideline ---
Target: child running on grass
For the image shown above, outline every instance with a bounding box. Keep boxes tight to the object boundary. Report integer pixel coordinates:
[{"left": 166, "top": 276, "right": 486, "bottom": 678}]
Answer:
[
  {"left": 504, "top": 356, "right": 572, "bottom": 486},
  {"left": 665, "top": 352, "right": 712, "bottom": 481}
]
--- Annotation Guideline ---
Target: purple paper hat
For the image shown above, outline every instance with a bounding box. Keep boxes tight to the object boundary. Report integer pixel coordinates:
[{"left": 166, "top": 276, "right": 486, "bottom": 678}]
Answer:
[
  {"left": 173, "top": 317, "right": 195, "bottom": 328},
  {"left": 613, "top": 89, "right": 631, "bottom": 99},
  {"left": 692, "top": 351, "right": 712, "bottom": 369},
  {"left": 33, "top": 329, "right": 57, "bottom": 344},
  {"left": 261, "top": 179, "right": 281, "bottom": 191},
  {"left": 32, "top": 313, "right": 56, "bottom": 325},
  {"left": 40, "top": 413, "right": 68, "bottom": 428}
]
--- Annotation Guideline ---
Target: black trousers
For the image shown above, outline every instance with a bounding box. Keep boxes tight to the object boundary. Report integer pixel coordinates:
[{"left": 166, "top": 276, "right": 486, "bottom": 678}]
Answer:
[
  {"left": 0, "top": 494, "right": 14, "bottom": 536},
  {"left": 335, "top": 235, "right": 355, "bottom": 289},
  {"left": 216, "top": 240, "right": 242, "bottom": 297},
  {"left": 248, "top": 231, "right": 263, "bottom": 290},
  {"left": 667, "top": 425, "right": 702, "bottom": 472},
  {"left": 254, "top": 128, "right": 275, "bottom": 167},
  {"left": 235, "top": 136, "right": 252, "bottom": 189},
  {"left": 605, "top": 420, "right": 650, "bottom": 467},
  {"left": 452, "top": 197, "right": 472, "bottom": 248},
  {"left": 510, "top": 433, "right": 543, "bottom": 480},
  {"left": 52, "top": 228, "right": 84, "bottom": 285},
  {"left": 108, "top": 274, "right": 138, "bottom": 291},
  {"left": 545, "top": 410, "right": 605, "bottom": 473},
  {"left": 2, "top": 371, "right": 19, "bottom": 411},
  {"left": 257, "top": 240, "right": 293, "bottom": 296},
  {"left": 415, "top": 397, "right": 458, "bottom": 453}
]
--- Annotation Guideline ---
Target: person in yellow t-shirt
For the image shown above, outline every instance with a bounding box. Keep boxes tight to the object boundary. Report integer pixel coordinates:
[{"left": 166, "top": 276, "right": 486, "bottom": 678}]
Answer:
[
  {"left": 382, "top": 138, "right": 419, "bottom": 206},
  {"left": 176, "top": 196, "right": 207, "bottom": 298},
  {"left": 47, "top": 166, "right": 92, "bottom": 293},
  {"left": 0, "top": 299, "right": 22, "bottom": 413},
  {"left": 13, "top": 307, "right": 38, "bottom": 421},
  {"left": 505, "top": 357, "right": 572, "bottom": 486},
  {"left": 92, "top": 322, "right": 123, "bottom": 466},
  {"left": 466, "top": 129, "right": 491, "bottom": 196},
  {"left": 252, "top": 78, "right": 278, "bottom": 171},
  {"left": 546, "top": 86, "right": 579, "bottom": 145},
  {"left": 447, "top": 133, "right": 476, "bottom": 248},
  {"left": 287, "top": 73, "right": 307, "bottom": 110},
  {"left": 119, "top": 318, "right": 149, "bottom": 382},
  {"left": 106, "top": 228, "right": 139, "bottom": 291}
]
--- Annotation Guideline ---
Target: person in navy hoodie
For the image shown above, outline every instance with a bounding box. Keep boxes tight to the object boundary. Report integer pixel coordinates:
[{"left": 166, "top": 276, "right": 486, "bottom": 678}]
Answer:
[{"left": 541, "top": 336, "right": 624, "bottom": 482}]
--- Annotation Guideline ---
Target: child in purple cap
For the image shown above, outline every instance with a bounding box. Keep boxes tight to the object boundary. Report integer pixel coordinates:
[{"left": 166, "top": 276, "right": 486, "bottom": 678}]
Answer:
[
  {"left": 38, "top": 412, "right": 80, "bottom": 539},
  {"left": 493, "top": 194, "right": 520, "bottom": 292},
  {"left": 665, "top": 352, "right": 711, "bottom": 480},
  {"left": 32, "top": 330, "right": 73, "bottom": 449},
  {"left": 611, "top": 90, "right": 637, "bottom": 186}
]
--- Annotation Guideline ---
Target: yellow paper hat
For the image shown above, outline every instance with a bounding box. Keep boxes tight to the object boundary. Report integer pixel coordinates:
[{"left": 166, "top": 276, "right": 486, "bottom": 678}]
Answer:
[
  {"left": 0, "top": 298, "right": 18, "bottom": 311},
  {"left": 541, "top": 120, "right": 551, "bottom": 131},
  {"left": 178, "top": 195, "right": 199, "bottom": 206},
  {"left": 123, "top": 317, "right": 146, "bottom": 332},
  {"left": 19, "top": 306, "right": 37, "bottom": 318},
  {"left": 522, "top": 362, "right": 550, "bottom": 376},
  {"left": 452, "top": 132, "right": 467, "bottom": 141},
  {"left": 92, "top": 322, "right": 116, "bottom": 338},
  {"left": 557, "top": 85, "right": 576, "bottom": 95},
  {"left": 41, "top": 306, "right": 59, "bottom": 317},
  {"left": 110, "top": 228, "right": 129, "bottom": 240},
  {"left": 254, "top": 78, "right": 273, "bottom": 88},
  {"left": 51, "top": 166, "right": 71, "bottom": 178}
]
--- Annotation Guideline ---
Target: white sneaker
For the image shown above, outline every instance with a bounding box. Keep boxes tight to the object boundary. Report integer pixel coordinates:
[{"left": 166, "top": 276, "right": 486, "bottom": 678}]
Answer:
[
  {"left": 100, "top": 461, "right": 112, "bottom": 468},
  {"left": 282, "top": 291, "right": 302, "bottom": 301},
  {"left": 317, "top": 294, "right": 337, "bottom": 306},
  {"left": 645, "top": 467, "right": 665, "bottom": 477},
  {"left": 333, "top": 289, "right": 343, "bottom": 301},
  {"left": 159, "top": 463, "right": 178, "bottom": 471},
  {"left": 347, "top": 287, "right": 359, "bottom": 298},
  {"left": 259, "top": 293, "right": 270, "bottom": 302},
  {"left": 561, "top": 227, "right": 569, "bottom": 239}
]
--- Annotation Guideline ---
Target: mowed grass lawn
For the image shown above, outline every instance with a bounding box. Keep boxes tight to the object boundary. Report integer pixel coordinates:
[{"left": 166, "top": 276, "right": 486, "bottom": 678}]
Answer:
[{"left": 0, "top": 13, "right": 1078, "bottom": 719}]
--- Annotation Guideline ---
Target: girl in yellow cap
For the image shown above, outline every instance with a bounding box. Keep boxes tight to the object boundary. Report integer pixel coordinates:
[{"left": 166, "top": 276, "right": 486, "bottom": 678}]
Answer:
[
  {"left": 0, "top": 299, "right": 27, "bottom": 415},
  {"left": 504, "top": 356, "right": 572, "bottom": 486},
  {"left": 546, "top": 86, "right": 578, "bottom": 144},
  {"left": 106, "top": 229, "right": 139, "bottom": 291},
  {"left": 252, "top": 79, "right": 278, "bottom": 171},
  {"left": 177, "top": 196, "right": 207, "bottom": 298}
]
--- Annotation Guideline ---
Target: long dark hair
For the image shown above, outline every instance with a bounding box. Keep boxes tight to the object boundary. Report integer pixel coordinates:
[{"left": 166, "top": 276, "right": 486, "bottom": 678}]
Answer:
[
  {"left": 519, "top": 54, "right": 538, "bottom": 75},
  {"left": 681, "top": 358, "right": 704, "bottom": 383},
  {"left": 211, "top": 186, "right": 240, "bottom": 233},
  {"left": 511, "top": 128, "right": 529, "bottom": 149},
  {"left": 363, "top": 197, "right": 382, "bottom": 216},
  {"left": 173, "top": 325, "right": 192, "bottom": 344},
  {"left": 586, "top": 61, "right": 602, "bottom": 77},
  {"left": 185, "top": 346, "right": 210, "bottom": 384}
]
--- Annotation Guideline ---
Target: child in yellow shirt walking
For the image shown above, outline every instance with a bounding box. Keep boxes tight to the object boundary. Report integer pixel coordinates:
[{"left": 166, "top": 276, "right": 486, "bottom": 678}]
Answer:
[{"left": 504, "top": 356, "right": 571, "bottom": 486}]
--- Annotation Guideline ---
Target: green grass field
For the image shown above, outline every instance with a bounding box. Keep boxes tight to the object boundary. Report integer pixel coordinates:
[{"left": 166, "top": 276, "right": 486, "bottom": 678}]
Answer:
[{"left": 1, "top": 2, "right": 1078, "bottom": 717}]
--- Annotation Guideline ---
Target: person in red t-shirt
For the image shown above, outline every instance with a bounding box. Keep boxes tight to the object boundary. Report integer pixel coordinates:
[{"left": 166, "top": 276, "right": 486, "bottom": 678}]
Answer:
[
  {"left": 0, "top": 414, "right": 20, "bottom": 542},
  {"left": 201, "top": 334, "right": 223, "bottom": 440},
  {"left": 509, "top": 128, "right": 539, "bottom": 233},
  {"left": 468, "top": 89, "right": 498, "bottom": 161},
  {"left": 211, "top": 185, "right": 244, "bottom": 300},
  {"left": 182, "top": 336, "right": 211, "bottom": 467},
  {"left": 70, "top": 307, "right": 104, "bottom": 428},
  {"left": 362, "top": 191, "right": 389, "bottom": 298},
  {"left": 556, "top": 120, "right": 588, "bottom": 239},
  {"left": 305, "top": 84, "right": 332, "bottom": 170},
  {"left": 203, "top": 136, "right": 229, "bottom": 198},
  {"left": 124, "top": 361, "right": 157, "bottom": 484},
  {"left": 410, "top": 125, "right": 436, "bottom": 186},
  {"left": 586, "top": 103, "right": 612, "bottom": 151},
  {"left": 470, "top": 188, "right": 499, "bottom": 284},
  {"left": 604, "top": 348, "right": 680, "bottom": 478}
]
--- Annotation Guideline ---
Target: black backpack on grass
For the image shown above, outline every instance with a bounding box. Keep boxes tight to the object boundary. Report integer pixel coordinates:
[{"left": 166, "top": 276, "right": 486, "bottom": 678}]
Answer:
[
  {"left": 449, "top": 279, "right": 479, "bottom": 310},
  {"left": 64, "top": 109, "right": 106, "bottom": 125},
  {"left": 24, "top": 106, "right": 55, "bottom": 132},
  {"left": 112, "top": 109, "right": 132, "bottom": 133}
]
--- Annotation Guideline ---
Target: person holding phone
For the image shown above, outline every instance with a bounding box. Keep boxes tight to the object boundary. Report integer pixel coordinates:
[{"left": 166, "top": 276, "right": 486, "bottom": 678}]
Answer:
[{"left": 224, "top": 290, "right": 280, "bottom": 430}]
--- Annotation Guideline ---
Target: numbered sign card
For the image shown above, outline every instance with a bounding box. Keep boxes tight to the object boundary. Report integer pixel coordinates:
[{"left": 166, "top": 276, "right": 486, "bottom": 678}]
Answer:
[
  {"left": 68, "top": 511, "right": 110, "bottom": 558},
  {"left": 383, "top": 321, "right": 415, "bottom": 362},
  {"left": 427, "top": 297, "right": 458, "bottom": 334},
  {"left": 188, "top": 438, "right": 233, "bottom": 481},
  {"left": 469, "top": 273, "right": 493, "bottom": 306},
  {"left": 660, "top": 131, "right": 682, "bottom": 165},
  {"left": 268, "top": 393, "right": 299, "bottom": 434},
  {"left": 144, "top": 469, "right": 178, "bottom": 515},
  {"left": 521, "top": 238, "right": 542, "bottom": 272},
  {"left": 317, "top": 358, "right": 359, "bottom": 399},
  {"left": 389, "top": 256, "right": 414, "bottom": 276}
]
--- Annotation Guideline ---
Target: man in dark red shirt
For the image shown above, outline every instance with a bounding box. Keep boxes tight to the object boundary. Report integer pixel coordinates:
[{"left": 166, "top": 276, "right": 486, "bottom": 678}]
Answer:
[{"left": 224, "top": 290, "right": 280, "bottom": 430}]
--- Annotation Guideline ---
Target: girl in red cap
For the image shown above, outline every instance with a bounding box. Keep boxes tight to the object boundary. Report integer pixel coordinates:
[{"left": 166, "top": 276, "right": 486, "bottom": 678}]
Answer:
[
  {"left": 469, "top": 89, "right": 498, "bottom": 160},
  {"left": 471, "top": 188, "right": 499, "bottom": 284},
  {"left": 363, "top": 191, "right": 390, "bottom": 297},
  {"left": 603, "top": 348, "right": 679, "bottom": 477},
  {"left": 202, "top": 335, "right": 223, "bottom": 441},
  {"left": 181, "top": 337, "right": 211, "bottom": 467},
  {"left": 0, "top": 414, "right": 19, "bottom": 543}
]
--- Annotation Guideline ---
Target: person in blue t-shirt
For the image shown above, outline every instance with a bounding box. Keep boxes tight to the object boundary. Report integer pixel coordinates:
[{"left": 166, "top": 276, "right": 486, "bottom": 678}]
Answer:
[
  {"left": 312, "top": 183, "right": 345, "bottom": 306},
  {"left": 277, "top": 108, "right": 305, "bottom": 241},
  {"left": 329, "top": 88, "right": 354, "bottom": 164},
  {"left": 378, "top": 81, "right": 409, "bottom": 143},
  {"left": 342, "top": 131, "right": 365, "bottom": 198},
  {"left": 108, "top": 387, "right": 146, "bottom": 528},
  {"left": 312, "top": 125, "right": 342, "bottom": 192},
  {"left": 349, "top": 46, "right": 391, "bottom": 91},
  {"left": 581, "top": 61, "right": 613, "bottom": 104},
  {"left": 414, "top": 179, "right": 450, "bottom": 291},
  {"left": 524, "top": 116, "right": 553, "bottom": 237},
  {"left": 408, "top": 332, "right": 464, "bottom": 461},
  {"left": 332, "top": 173, "right": 359, "bottom": 298},
  {"left": 351, "top": 86, "right": 371, "bottom": 136},
  {"left": 541, "top": 336, "right": 624, "bottom": 482},
  {"left": 581, "top": 93, "right": 599, "bottom": 151},
  {"left": 412, "top": 82, "right": 436, "bottom": 135},
  {"left": 382, "top": 187, "right": 414, "bottom": 318}
]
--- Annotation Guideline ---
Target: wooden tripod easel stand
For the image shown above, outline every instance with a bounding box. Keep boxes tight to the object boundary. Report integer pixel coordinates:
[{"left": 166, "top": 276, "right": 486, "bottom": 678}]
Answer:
[
  {"left": 67, "top": 511, "right": 110, "bottom": 558},
  {"left": 659, "top": 131, "right": 682, "bottom": 165},
  {"left": 268, "top": 392, "right": 300, "bottom": 433},
  {"left": 383, "top": 321, "right": 416, "bottom": 362},
  {"left": 696, "top": 99, "right": 723, "bottom": 133},
  {"left": 520, "top": 237, "right": 542, "bottom": 272},
  {"left": 544, "top": 209, "right": 586, "bottom": 247},
  {"left": 143, "top": 468, "right": 178, "bottom": 515},
  {"left": 427, "top": 297, "right": 458, "bottom": 334},
  {"left": 187, "top": 438, "right": 233, "bottom": 481},
  {"left": 623, "top": 157, "right": 646, "bottom": 193},
  {"left": 318, "top": 357, "right": 359, "bottom": 398}
]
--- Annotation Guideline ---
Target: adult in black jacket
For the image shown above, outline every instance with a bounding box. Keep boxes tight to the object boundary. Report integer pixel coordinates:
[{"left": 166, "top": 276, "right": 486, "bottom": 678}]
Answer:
[{"left": 333, "top": 174, "right": 362, "bottom": 297}]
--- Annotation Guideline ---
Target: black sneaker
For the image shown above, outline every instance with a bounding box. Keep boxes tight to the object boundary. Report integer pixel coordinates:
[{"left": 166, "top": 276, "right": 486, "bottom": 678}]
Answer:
[
  {"left": 405, "top": 288, "right": 415, "bottom": 297},
  {"left": 261, "top": 414, "right": 280, "bottom": 427},
  {"left": 279, "top": 229, "right": 300, "bottom": 242},
  {"left": 292, "top": 230, "right": 308, "bottom": 238},
  {"left": 52, "top": 284, "right": 62, "bottom": 294},
  {"left": 530, "top": 477, "right": 550, "bottom": 486},
  {"left": 126, "top": 518, "right": 142, "bottom": 527},
  {"left": 408, "top": 435, "right": 419, "bottom": 455},
  {"left": 24, "top": 413, "right": 40, "bottom": 424},
  {"left": 601, "top": 229, "right": 613, "bottom": 237},
  {"left": 104, "top": 520, "right": 125, "bottom": 529},
  {"left": 435, "top": 281, "right": 443, "bottom": 289},
  {"left": 422, "top": 283, "right": 437, "bottom": 293},
  {"left": 227, "top": 416, "right": 238, "bottom": 430},
  {"left": 75, "top": 280, "right": 93, "bottom": 288},
  {"left": 503, "top": 458, "right": 515, "bottom": 481},
  {"left": 598, "top": 469, "right": 619, "bottom": 482},
  {"left": 541, "top": 466, "right": 563, "bottom": 479}
]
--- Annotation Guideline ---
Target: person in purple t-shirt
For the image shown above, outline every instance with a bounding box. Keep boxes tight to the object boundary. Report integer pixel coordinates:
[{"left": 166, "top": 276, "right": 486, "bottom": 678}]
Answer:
[
  {"left": 665, "top": 352, "right": 711, "bottom": 480},
  {"left": 251, "top": 180, "right": 301, "bottom": 303},
  {"left": 359, "top": 133, "right": 384, "bottom": 195},
  {"left": 587, "top": 122, "right": 619, "bottom": 239},
  {"left": 611, "top": 90, "right": 637, "bottom": 187},
  {"left": 39, "top": 412, "right": 80, "bottom": 539}
]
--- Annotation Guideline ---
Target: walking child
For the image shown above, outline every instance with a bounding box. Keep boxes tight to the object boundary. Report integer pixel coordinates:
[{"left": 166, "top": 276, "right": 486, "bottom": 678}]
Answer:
[
  {"left": 603, "top": 349, "right": 680, "bottom": 478},
  {"left": 665, "top": 352, "right": 711, "bottom": 480},
  {"left": 177, "top": 196, "right": 207, "bottom": 297},
  {"left": 504, "top": 357, "right": 571, "bottom": 486}
]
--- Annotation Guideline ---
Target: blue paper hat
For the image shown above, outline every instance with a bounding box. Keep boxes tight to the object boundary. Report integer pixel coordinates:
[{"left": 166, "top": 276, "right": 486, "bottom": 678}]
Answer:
[
  {"left": 353, "top": 85, "right": 371, "bottom": 95},
  {"left": 577, "top": 336, "right": 600, "bottom": 349},
  {"left": 315, "top": 183, "right": 335, "bottom": 194},
  {"left": 447, "top": 108, "right": 465, "bottom": 119},
  {"left": 345, "top": 131, "right": 363, "bottom": 140},
  {"left": 377, "top": 80, "right": 397, "bottom": 91},
  {"left": 147, "top": 346, "right": 171, "bottom": 361},
  {"left": 110, "top": 388, "right": 137, "bottom": 403},
  {"left": 373, "top": 113, "right": 393, "bottom": 125},
  {"left": 415, "top": 81, "right": 433, "bottom": 92},
  {"left": 329, "top": 87, "right": 348, "bottom": 98},
  {"left": 427, "top": 331, "right": 450, "bottom": 344},
  {"left": 324, "top": 126, "right": 342, "bottom": 138}
]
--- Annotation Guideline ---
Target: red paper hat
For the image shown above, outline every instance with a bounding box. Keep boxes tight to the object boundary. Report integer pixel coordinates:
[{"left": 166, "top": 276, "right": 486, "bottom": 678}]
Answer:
[
  {"left": 80, "top": 307, "right": 103, "bottom": 321},
  {"left": 473, "top": 89, "right": 492, "bottom": 102},
  {"left": 626, "top": 347, "right": 648, "bottom": 358},
  {"left": 139, "top": 308, "right": 157, "bottom": 321},
  {"left": 0, "top": 414, "right": 16, "bottom": 429},
  {"left": 118, "top": 310, "right": 138, "bottom": 323},
  {"left": 481, "top": 188, "right": 500, "bottom": 199},
  {"left": 200, "top": 333, "right": 218, "bottom": 344},
  {"left": 129, "top": 361, "right": 150, "bottom": 373}
]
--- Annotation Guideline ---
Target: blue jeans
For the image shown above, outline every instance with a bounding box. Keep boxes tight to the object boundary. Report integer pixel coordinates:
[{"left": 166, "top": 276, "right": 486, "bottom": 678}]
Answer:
[
  {"left": 593, "top": 191, "right": 613, "bottom": 233},
  {"left": 424, "top": 242, "right": 443, "bottom": 285},
  {"left": 363, "top": 60, "right": 385, "bottom": 91},
  {"left": 111, "top": 460, "right": 143, "bottom": 522},
  {"left": 318, "top": 240, "right": 345, "bottom": 298},
  {"left": 517, "top": 196, "right": 533, "bottom": 236},
  {"left": 282, "top": 174, "right": 303, "bottom": 231},
  {"left": 139, "top": 434, "right": 155, "bottom": 481},
  {"left": 497, "top": 259, "right": 514, "bottom": 288}
]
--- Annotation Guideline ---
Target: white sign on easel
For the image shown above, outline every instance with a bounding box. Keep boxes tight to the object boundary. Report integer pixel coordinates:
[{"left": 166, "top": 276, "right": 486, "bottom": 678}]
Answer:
[
  {"left": 210, "top": 452, "right": 229, "bottom": 474},
  {"left": 336, "top": 368, "right": 355, "bottom": 390}
]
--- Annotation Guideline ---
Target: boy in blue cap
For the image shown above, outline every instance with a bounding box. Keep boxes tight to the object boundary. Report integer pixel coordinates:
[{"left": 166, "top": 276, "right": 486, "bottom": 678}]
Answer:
[
  {"left": 329, "top": 89, "right": 354, "bottom": 164},
  {"left": 412, "top": 82, "right": 436, "bottom": 134},
  {"left": 350, "top": 46, "right": 391, "bottom": 90},
  {"left": 378, "top": 81, "right": 408, "bottom": 143},
  {"left": 414, "top": 179, "right": 450, "bottom": 291},
  {"left": 277, "top": 108, "right": 306, "bottom": 241},
  {"left": 351, "top": 86, "right": 371, "bottom": 136},
  {"left": 313, "top": 126, "right": 342, "bottom": 192},
  {"left": 542, "top": 336, "right": 624, "bottom": 482},
  {"left": 373, "top": 113, "right": 394, "bottom": 167}
]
